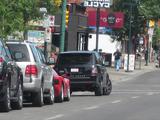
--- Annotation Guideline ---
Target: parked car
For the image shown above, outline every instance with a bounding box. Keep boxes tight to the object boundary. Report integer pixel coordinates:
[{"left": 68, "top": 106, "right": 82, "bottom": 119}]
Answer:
[
  {"left": 6, "top": 41, "right": 54, "bottom": 106},
  {"left": 0, "top": 39, "right": 23, "bottom": 112},
  {"left": 52, "top": 69, "right": 70, "bottom": 102},
  {"left": 54, "top": 51, "right": 112, "bottom": 96}
]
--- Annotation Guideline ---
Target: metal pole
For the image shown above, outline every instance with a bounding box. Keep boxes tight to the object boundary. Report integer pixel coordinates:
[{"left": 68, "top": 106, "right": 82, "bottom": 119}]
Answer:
[
  {"left": 96, "top": 7, "right": 100, "bottom": 51},
  {"left": 127, "top": 3, "right": 132, "bottom": 72},
  {"left": 60, "top": 0, "right": 67, "bottom": 52}
]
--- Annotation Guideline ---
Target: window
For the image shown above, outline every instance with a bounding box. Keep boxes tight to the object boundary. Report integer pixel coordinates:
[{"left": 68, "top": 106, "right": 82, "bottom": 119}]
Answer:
[
  {"left": 30, "top": 45, "right": 40, "bottom": 63},
  {"left": 58, "top": 53, "right": 93, "bottom": 65},
  {"left": 7, "top": 44, "right": 30, "bottom": 62},
  {"left": 36, "top": 47, "right": 46, "bottom": 64}
]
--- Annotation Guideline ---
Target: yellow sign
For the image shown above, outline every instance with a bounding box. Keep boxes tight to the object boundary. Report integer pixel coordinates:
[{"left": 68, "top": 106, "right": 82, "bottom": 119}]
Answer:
[{"left": 149, "top": 20, "right": 155, "bottom": 28}]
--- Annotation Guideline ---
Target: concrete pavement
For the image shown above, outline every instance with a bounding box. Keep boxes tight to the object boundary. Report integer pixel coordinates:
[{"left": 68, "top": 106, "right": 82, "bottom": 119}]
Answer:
[{"left": 107, "top": 60, "right": 158, "bottom": 83}]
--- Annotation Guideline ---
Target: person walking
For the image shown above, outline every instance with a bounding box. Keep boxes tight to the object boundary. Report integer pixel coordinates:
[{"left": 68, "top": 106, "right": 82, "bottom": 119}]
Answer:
[
  {"left": 144, "top": 49, "right": 148, "bottom": 66},
  {"left": 114, "top": 49, "right": 122, "bottom": 71}
]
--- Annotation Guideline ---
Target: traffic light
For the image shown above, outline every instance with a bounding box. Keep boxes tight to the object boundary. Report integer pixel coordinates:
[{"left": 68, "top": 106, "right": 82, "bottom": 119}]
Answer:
[{"left": 65, "top": 7, "right": 70, "bottom": 27}]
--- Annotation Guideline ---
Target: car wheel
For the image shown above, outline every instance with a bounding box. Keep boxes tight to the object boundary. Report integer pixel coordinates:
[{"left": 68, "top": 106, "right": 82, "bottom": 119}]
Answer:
[
  {"left": 0, "top": 83, "right": 11, "bottom": 112},
  {"left": 95, "top": 81, "right": 103, "bottom": 96},
  {"left": 56, "top": 85, "right": 64, "bottom": 103},
  {"left": 11, "top": 83, "right": 23, "bottom": 110},
  {"left": 64, "top": 87, "right": 71, "bottom": 101},
  {"left": 44, "top": 86, "right": 54, "bottom": 105},
  {"left": 105, "top": 79, "right": 112, "bottom": 95},
  {"left": 33, "top": 87, "right": 44, "bottom": 107}
]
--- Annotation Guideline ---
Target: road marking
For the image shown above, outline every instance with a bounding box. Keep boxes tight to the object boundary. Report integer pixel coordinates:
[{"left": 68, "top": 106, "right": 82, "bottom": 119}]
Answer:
[
  {"left": 111, "top": 100, "right": 121, "bottom": 104},
  {"left": 45, "top": 114, "right": 64, "bottom": 120},
  {"left": 112, "top": 90, "right": 160, "bottom": 94},
  {"left": 131, "top": 96, "right": 139, "bottom": 99},
  {"left": 147, "top": 92, "right": 154, "bottom": 96},
  {"left": 84, "top": 105, "right": 99, "bottom": 110}
]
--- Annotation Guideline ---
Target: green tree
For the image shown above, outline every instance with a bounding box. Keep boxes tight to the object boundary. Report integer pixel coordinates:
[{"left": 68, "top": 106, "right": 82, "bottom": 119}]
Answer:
[
  {"left": 0, "top": 0, "right": 62, "bottom": 39},
  {"left": 0, "top": 0, "right": 23, "bottom": 39}
]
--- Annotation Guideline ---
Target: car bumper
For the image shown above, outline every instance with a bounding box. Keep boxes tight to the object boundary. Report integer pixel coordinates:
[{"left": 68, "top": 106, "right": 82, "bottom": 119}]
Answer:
[
  {"left": 70, "top": 76, "right": 98, "bottom": 91},
  {"left": 54, "top": 84, "right": 61, "bottom": 97},
  {"left": 23, "top": 77, "right": 41, "bottom": 93},
  {"left": 0, "top": 81, "right": 7, "bottom": 102}
]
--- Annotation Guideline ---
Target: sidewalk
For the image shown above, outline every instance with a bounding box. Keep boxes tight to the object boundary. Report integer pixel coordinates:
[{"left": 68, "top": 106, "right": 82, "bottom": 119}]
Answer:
[{"left": 107, "top": 60, "right": 158, "bottom": 83}]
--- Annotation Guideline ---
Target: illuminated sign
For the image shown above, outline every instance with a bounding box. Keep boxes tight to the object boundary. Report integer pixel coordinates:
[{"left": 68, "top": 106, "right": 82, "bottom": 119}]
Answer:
[{"left": 83, "top": 0, "right": 111, "bottom": 8}]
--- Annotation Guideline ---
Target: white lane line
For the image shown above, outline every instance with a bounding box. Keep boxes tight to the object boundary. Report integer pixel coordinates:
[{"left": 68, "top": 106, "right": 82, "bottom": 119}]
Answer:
[
  {"left": 131, "top": 96, "right": 139, "bottom": 99},
  {"left": 84, "top": 105, "right": 99, "bottom": 110},
  {"left": 147, "top": 92, "right": 154, "bottom": 96},
  {"left": 111, "top": 100, "right": 121, "bottom": 104},
  {"left": 45, "top": 114, "right": 64, "bottom": 120}
]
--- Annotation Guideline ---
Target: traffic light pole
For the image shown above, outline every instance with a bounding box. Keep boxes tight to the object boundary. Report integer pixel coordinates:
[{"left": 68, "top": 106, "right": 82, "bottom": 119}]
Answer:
[{"left": 60, "top": 0, "right": 67, "bottom": 52}]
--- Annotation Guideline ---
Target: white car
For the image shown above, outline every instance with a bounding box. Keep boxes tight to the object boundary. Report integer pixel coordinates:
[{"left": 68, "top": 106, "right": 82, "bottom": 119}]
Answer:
[{"left": 7, "top": 41, "right": 54, "bottom": 106}]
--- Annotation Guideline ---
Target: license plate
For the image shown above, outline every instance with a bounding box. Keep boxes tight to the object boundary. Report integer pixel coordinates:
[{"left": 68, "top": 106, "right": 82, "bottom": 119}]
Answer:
[{"left": 71, "top": 68, "right": 79, "bottom": 72}]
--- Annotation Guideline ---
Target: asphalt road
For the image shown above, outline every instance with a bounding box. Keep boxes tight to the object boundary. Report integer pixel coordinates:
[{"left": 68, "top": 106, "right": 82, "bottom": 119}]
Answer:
[{"left": 1, "top": 69, "right": 160, "bottom": 120}]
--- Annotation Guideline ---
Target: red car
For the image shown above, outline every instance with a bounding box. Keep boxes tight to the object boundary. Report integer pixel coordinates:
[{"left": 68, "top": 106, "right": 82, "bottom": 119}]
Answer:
[{"left": 52, "top": 69, "right": 71, "bottom": 102}]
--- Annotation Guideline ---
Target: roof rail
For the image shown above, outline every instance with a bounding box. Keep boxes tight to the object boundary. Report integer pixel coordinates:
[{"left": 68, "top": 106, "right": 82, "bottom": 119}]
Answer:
[{"left": 7, "top": 39, "right": 24, "bottom": 42}]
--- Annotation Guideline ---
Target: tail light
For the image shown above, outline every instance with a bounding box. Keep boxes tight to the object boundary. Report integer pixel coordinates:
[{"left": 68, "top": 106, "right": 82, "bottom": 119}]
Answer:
[
  {"left": 91, "top": 65, "right": 98, "bottom": 76},
  {"left": 25, "top": 65, "right": 38, "bottom": 77},
  {"left": 53, "top": 76, "right": 59, "bottom": 85},
  {"left": 0, "top": 57, "right": 4, "bottom": 65}
]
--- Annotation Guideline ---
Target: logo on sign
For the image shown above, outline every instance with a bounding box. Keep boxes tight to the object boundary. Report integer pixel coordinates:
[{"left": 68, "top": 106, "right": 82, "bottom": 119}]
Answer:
[{"left": 107, "top": 14, "right": 116, "bottom": 25}]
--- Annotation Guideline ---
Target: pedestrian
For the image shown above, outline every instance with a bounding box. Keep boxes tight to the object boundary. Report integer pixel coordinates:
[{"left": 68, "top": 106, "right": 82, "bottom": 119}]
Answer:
[
  {"left": 144, "top": 49, "right": 148, "bottom": 66},
  {"left": 114, "top": 49, "right": 122, "bottom": 71}
]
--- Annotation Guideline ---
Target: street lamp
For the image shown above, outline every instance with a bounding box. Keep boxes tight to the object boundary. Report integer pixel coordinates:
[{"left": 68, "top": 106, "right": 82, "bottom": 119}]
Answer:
[{"left": 40, "top": 7, "right": 48, "bottom": 59}]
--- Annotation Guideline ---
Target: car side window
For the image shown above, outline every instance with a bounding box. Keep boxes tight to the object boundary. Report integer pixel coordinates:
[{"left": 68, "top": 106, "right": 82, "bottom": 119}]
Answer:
[
  {"left": 2, "top": 46, "right": 10, "bottom": 61},
  {"left": 30, "top": 45, "right": 40, "bottom": 63},
  {"left": 5, "top": 46, "right": 12, "bottom": 60},
  {"left": 36, "top": 47, "right": 46, "bottom": 64}
]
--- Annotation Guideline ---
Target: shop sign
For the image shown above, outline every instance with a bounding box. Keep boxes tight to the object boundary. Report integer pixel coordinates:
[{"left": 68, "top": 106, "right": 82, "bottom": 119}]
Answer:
[
  {"left": 83, "top": 0, "right": 111, "bottom": 8},
  {"left": 88, "top": 11, "right": 124, "bottom": 29}
]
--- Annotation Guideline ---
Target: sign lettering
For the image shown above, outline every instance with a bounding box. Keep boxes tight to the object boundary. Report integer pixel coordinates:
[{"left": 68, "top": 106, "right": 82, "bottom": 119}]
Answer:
[{"left": 84, "top": 0, "right": 111, "bottom": 8}]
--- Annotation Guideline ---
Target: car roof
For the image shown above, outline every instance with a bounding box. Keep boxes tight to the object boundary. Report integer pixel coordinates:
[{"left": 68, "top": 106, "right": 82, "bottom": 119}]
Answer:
[{"left": 6, "top": 40, "right": 36, "bottom": 46}]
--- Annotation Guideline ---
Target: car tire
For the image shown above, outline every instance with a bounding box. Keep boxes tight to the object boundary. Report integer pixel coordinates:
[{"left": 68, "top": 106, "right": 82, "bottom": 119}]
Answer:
[
  {"left": 0, "top": 83, "right": 11, "bottom": 112},
  {"left": 64, "top": 87, "right": 71, "bottom": 101},
  {"left": 44, "top": 86, "right": 54, "bottom": 105},
  {"left": 95, "top": 80, "right": 103, "bottom": 96},
  {"left": 32, "top": 87, "right": 44, "bottom": 107},
  {"left": 105, "top": 79, "right": 112, "bottom": 95},
  {"left": 56, "top": 85, "right": 64, "bottom": 103},
  {"left": 11, "top": 83, "right": 23, "bottom": 110}
]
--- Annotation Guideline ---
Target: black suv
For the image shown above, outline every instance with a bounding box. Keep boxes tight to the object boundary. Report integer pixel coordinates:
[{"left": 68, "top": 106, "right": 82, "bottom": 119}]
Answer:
[
  {"left": 54, "top": 51, "right": 112, "bottom": 96},
  {"left": 0, "top": 39, "right": 23, "bottom": 112}
]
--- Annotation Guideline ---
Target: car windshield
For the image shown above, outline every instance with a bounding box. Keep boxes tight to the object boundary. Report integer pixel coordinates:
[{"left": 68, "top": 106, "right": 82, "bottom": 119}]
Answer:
[
  {"left": 57, "top": 53, "right": 93, "bottom": 65},
  {"left": 7, "top": 44, "right": 30, "bottom": 62}
]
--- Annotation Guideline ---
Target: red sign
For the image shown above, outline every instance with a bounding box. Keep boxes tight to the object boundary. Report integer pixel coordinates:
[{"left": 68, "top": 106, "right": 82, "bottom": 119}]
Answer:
[
  {"left": 67, "top": 0, "right": 83, "bottom": 4},
  {"left": 88, "top": 11, "right": 124, "bottom": 29}
]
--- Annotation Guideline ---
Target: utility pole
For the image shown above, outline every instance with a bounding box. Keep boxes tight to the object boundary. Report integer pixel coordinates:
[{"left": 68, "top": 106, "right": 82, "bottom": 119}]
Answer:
[
  {"left": 60, "top": 0, "right": 67, "bottom": 52},
  {"left": 123, "top": 1, "right": 136, "bottom": 72},
  {"left": 95, "top": 7, "right": 100, "bottom": 51},
  {"left": 127, "top": 3, "right": 133, "bottom": 72}
]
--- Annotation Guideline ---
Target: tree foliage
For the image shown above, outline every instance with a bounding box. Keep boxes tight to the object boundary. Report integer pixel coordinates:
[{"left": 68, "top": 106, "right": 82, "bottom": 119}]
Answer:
[
  {"left": 113, "top": 0, "right": 160, "bottom": 41},
  {"left": 0, "top": 0, "right": 61, "bottom": 39}
]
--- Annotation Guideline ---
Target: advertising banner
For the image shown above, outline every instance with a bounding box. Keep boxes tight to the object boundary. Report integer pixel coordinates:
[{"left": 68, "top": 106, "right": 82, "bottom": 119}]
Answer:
[
  {"left": 28, "top": 30, "right": 45, "bottom": 44},
  {"left": 88, "top": 11, "right": 124, "bottom": 29},
  {"left": 124, "top": 54, "right": 135, "bottom": 71}
]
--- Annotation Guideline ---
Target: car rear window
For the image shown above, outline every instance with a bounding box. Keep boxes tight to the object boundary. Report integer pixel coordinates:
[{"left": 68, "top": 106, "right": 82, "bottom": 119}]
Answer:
[
  {"left": 7, "top": 44, "right": 30, "bottom": 62},
  {"left": 57, "top": 53, "right": 93, "bottom": 65}
]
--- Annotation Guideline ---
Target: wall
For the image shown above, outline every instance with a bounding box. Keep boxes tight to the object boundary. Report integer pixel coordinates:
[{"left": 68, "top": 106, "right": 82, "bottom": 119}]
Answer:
[{"left": 88, "top": 34, "right": 121, "bottom": 62}]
